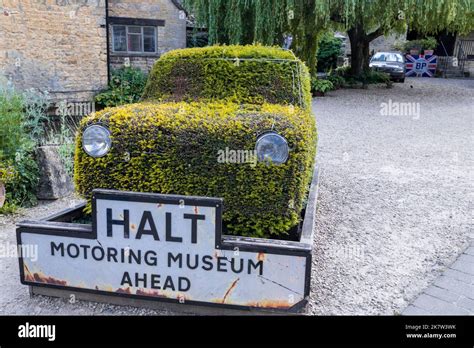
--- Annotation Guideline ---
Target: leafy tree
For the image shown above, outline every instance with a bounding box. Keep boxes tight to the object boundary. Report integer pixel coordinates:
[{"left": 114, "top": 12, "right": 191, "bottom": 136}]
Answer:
[
  {"left": 317, "top": 33, "right": 343, "bottom": 72},
  {"left": 183, "top": 0, "right": 473, "bottom": 77},
  {"left": 329, "top": 0, "right": 472, "bottom": 76},
  {"left": 184, "top": 0, "right": 330, "bottom": 74}
]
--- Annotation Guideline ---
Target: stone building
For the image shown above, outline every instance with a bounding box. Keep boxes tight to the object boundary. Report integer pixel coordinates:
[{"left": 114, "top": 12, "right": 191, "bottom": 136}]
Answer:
[
  {"left": 336, "top": 31, "right": 407, "bottom": 57},
  {"left": 0, "top": 0, "right": 186, "bottom": 103}
]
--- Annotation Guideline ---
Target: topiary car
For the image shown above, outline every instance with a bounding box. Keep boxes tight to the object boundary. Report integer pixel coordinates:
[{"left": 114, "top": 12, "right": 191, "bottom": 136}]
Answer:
[{"left": 75, "top": 45, "right": 317, "bottom": 239}]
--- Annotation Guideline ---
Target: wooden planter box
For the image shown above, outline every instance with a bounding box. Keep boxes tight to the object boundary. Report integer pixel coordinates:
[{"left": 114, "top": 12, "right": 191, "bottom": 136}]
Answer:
[{"left": 17, "top": 167, "right": 319, "bottom": 315}]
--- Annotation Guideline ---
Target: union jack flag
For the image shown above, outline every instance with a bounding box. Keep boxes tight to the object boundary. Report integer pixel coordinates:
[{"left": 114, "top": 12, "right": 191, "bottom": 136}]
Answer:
[{"left": 405, "top": 54, "right": 437, "bottom": 77}]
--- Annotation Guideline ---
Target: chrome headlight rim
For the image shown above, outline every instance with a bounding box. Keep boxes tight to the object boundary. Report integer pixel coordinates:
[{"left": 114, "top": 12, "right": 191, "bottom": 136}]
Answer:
[
  {"left": 82, "top": 124, "right": 112, "bottom": 158},
  {"left": 255, "top": 131, "right": 290, "bottom": 165}
]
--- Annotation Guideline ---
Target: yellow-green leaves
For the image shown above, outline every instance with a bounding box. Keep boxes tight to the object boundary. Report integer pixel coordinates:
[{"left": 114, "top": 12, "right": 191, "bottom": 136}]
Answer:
[
  {"left": 142, "top": 45, "right": 311, "bottom": 111},
  {"left": 74, "top": 102, "right": 317, "bottom": 238}
]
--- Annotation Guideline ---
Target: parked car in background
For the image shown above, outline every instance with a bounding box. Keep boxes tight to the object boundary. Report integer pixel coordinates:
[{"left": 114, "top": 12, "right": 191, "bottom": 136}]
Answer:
[{"left": 369, "top": 52, "right": 406, "bottom": 82}]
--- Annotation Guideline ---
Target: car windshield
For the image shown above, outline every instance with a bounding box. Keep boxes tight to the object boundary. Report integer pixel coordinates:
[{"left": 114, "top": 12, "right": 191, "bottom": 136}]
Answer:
[{"left": 371, "top": 53, "right": 403, "bottom": 63}]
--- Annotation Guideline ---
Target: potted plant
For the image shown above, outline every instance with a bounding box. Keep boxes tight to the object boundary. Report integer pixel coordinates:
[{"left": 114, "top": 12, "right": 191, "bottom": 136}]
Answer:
[
  {"left": 0, "top": 162, "right": 15, "bottom": 208},
  {"left": 422, "top": 37, "right": 437, "bottom": 55},
  {"left": 404, "top": 37, "right": 437, "bottom": 56}
]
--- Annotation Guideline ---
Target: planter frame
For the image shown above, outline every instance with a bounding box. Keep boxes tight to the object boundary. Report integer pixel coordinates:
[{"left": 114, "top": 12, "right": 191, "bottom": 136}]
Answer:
[{"left": 17, "top": 166, "right": 320, "bottom": 315}]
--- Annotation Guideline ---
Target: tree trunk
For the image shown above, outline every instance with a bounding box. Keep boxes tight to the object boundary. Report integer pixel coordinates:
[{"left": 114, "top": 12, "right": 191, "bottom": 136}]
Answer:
[
  {"left": 304, "top": 33, "right": 320, "bottom": 77},
  {"left": 293, "top": 32, "right": 319, "bottom": 77},
  {"left": 347, "top": 24, "right": 371, "bottom": 77}
]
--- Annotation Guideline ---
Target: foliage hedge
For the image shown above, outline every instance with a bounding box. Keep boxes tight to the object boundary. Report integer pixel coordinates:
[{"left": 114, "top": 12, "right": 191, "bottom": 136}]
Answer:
[
  {"left": 76, "top": 45, "right": 316, "bottom": 238},
  {"left": 0, "top": 84, "right": 42, "bottom": 211},
  {"left": 316, "top": 34, "right": 343, "bottom": 72},
  {"left": 95, "top": 67, "right": 148, "bottom": 108},
  {"left": 330, "top": 66, "right": 392, "bottom": 88},
  {"left": 311, "top": 78, "right": 334, "bottom": 95},
  {"left": 75, "top": 101, "right": 317, "bottom": 238},
  {"left": 142, "top": 45, "right": 312, "bottom": 110}
]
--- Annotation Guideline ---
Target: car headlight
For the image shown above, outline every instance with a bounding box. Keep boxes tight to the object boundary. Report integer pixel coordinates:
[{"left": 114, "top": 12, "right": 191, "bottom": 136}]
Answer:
[
  {"left": 255, "top": 132, "right": 289, "bottom": 164},
  {"left": 82, "top": 125, "right": 112, "bottom": 158}
]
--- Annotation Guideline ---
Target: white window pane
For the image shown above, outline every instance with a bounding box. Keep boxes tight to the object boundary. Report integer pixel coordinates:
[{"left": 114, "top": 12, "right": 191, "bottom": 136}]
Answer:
[
  {"left": 143, "top": 27, "right": 155, "bottom": 36},
  {"left": 128, "top": 34, "right": 142, "bottom": 52},
  {"left": 144, "top": 36, "right": 156, "bottom": 52},
  {"left": 113, "top": 26, "right": 126, "bottom": 51}
]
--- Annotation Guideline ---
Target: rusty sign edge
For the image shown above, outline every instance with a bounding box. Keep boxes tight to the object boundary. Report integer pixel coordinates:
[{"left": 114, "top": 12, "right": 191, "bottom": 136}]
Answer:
[{"left": 16, "top": 190, "right": 312, "bottom": 312}]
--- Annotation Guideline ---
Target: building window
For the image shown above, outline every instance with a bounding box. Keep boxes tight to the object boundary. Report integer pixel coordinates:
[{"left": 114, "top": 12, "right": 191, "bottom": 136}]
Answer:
[{"left": 112, "top": 25, "right": 157, "bottom": 53}]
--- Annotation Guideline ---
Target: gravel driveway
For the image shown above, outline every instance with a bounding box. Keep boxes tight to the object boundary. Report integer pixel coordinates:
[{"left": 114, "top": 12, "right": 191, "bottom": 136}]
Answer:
[
  {"left": 308, "top": 77, "right": 473, "bottom": 315},
  {"left": 0, "top": 77, "right": 472, "bottom": 315}
]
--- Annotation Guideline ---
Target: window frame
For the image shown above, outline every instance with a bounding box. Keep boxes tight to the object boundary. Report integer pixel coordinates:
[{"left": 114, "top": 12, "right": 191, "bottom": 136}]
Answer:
[{"left": 112, "top": 24, "right": 157, "bottom": 54}]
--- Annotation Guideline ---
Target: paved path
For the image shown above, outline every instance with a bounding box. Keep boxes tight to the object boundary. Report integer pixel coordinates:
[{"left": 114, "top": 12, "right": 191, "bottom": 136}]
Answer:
[{"left": 403, "top": 240, "right": 474, "bottom": 315}]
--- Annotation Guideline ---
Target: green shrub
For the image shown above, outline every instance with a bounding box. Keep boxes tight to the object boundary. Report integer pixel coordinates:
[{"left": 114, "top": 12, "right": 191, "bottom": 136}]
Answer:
[
  {"left": 23, "top": 89, "right": 49, "bottom": 143},
  {"left": 0, "top": 143, "right": 39, "bottom": 213},
  {"left": 95, "top": 67, "right": 148, "bottom": 108},
  {"left": 0, "top": 85, "right": 42, "bottom": 212},
  {"left": 327, "top": 74, "right": 345, "bottom": 89},
  {"left": 0, "top": 160, "right": 16, "bottom": 212},
  {"left": 311, "top": 78, "right": 334, "bottom": 95},
  {"left": 362, "top": 70, "right": 392, "bottom": 85},
  {"left": 0, "top": 87, "right": 25, "bottom": 160},
  {"left": 333, "top": 65, "right": 350, "bottom": 77},
  {"left": 58, "top": 143, "right": 75, "bottom": 178},
  {"left": 43, "top": 110, "right": 80, "bottom": 178},
  {"left": 5, "top": 142, "right": 39, "bottom": 208},
  {"left": 397, "top": 37, "right": 437, "bottom": 53},
  {"left": 142, "top": 45, "right": 312, "bottom": 110},
  {"left": 330, "top": 66, "right": 392, "bottom": 88},
  {"left": 317, "top": 34, "right": 343, "bottom": 72},
  {"left": 75, "top": 102, "right": 317, "bottom": 238},
  {"left": 0, "top": 161, "right": 15, "bottom": 184}
]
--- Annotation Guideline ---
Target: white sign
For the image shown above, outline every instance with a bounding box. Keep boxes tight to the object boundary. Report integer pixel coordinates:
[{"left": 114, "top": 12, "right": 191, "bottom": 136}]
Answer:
[{"left": 18, "top": 190, "right": 310, "bottom": 310}]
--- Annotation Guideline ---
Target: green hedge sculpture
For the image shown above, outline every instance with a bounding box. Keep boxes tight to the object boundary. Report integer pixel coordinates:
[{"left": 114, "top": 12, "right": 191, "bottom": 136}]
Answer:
[
  {"left": 142, "top": 45, "right": 312, "bottom": 110},
  {"left": 77, "top": 45, "right": 317, "bottom": 238}
]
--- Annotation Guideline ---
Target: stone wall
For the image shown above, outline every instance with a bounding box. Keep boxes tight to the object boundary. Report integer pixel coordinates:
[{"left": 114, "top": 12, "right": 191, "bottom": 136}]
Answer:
[
  {"left": 0, "top": 0, "right": 186, "bottom": 102},
  {"left": 369, "top": 33, "right": 406, "bottom": 54},
  {"left": 108, "top": 0, "right": 186, "bottom": 72},
  {"left": 338, "top": 32, "right": 407, "bottom": 56},
  {"left": 0, "top": 0, "right": 108, "bottom": 102}
]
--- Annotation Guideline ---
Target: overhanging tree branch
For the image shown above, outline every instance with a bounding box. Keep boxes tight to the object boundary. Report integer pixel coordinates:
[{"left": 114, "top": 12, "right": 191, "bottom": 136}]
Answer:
[
  {"left": 183, "top": 0, "right": 474, "bottom": 76},
  {"left": 366, "top": 27, "right": 384, "bottom": 42}
]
